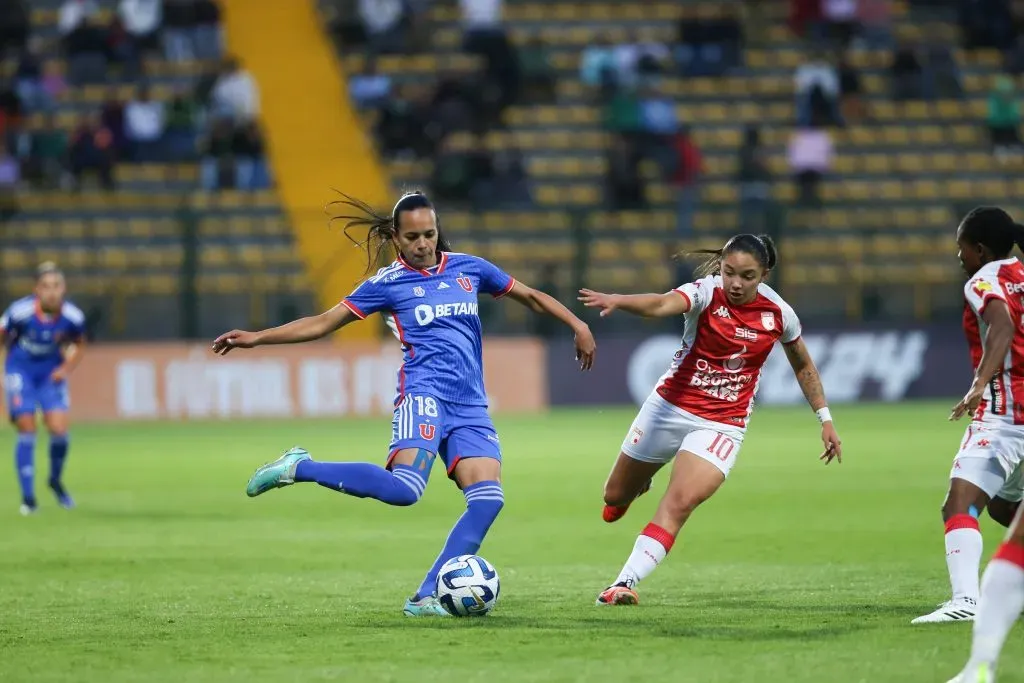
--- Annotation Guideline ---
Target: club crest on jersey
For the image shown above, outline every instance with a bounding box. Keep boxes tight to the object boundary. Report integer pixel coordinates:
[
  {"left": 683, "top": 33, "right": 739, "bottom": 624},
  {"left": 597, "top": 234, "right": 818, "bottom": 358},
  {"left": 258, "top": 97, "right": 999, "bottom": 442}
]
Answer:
[
  {"left": 457, "top": 276, "right": 474, "bottom": 292},
  {"left": 413, "top": 286, "right": 425, "bottom": 297},
  {"left": 761, "top": 312, "right": 776, "bottom": 330},
  {"left": 419, "top": 424, "right": 436, "bottom": 440}
]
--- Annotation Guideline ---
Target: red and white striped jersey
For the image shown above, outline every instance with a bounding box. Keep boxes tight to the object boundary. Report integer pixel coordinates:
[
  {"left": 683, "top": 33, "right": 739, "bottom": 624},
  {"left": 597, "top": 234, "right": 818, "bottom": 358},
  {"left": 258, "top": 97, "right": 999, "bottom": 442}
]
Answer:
[
  {"left": 655, "top": 276, "right": 802, "bottom": 429},
  {"left": 962, "top": 257, "right": 1024, "bottom": 425}
]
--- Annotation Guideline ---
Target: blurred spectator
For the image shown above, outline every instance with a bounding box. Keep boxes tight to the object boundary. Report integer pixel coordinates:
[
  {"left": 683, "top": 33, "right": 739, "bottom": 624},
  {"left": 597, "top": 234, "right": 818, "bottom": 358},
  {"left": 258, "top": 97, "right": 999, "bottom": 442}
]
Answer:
[
  {"left": 106, "top": 17, "right": 143, "bottom": 80},
  {"left": 735, "top": 125, "right": 773, "bottom": 233},
  {"left": 822, "top": 0, "right": 859, "bottom": 49},
  {"left": 676, "top": 12, "right": 744, "bottom": 76},
  {"left": 604, "top": 85, "right": 641, "bottom": 136},
  {"left": 376, "top": 85, "right": 426, "bottom": 158},
  {"left": 192, "top": 0, "right": 223, "bottom": 60},
  {"left": 795, "top": 53, "right": 843, "bottom": 127},
  {"left": 607, "top": 134, "right": 643, "bottom": 209},
  {"left": 638, "top": 82, "right": 677, "bottom": 172},
  {"left": 0, "top": 0, "right": 29, "bottom": 55},
  {"left": 890, "top": 41, "right": 924, "bottom": 100},
  {"left": 165, "top": 88, "right": 198, "bottom": 161},
  {"left": 64, "top": 16, "right": 109, "bottom": 85},
  {"left": 41, "top": 60, "right": 69, "bottom": 109},
  {"left": 233, "top": 122, "right": 271, "bottom": 190},
  {"left": 119, "top": 0, "right": 162, "bottom": 55},
  {"left": 466, "top": 134, "right": 495, "bottom": 207},
  {"left": 987, "top": 76, "right": 1022, "bottom": 163},
  {"left": 670, "top": 126, "right": 703, "bottom": 238},
  {"left": 461, "top": 0, "right": 504, "bottom": 50},
  {"left": 359, "top": 0, "right": 407, "bottom": 55},
  {"left": 349, "top": 56, "right": 392, "bottom": 109},
  {"left": 615, "top": 29, "right": 669, "bottom": 88},
  {"left": 838, "top": 55, "right": 867, "bottom": 121},
  {"left": 162, "top": 0, "right": 196, "bottom": 62},
  {"left": 489, "top": 147, "right": 532, "bottom": 207},
  {"left": 787, "top": 124, "right": 832, "bottom": 207},
  {"left": 25, "top": 114, "right": 70, "bottom": 189},
  {"left": 520, "top": 37, "right": 557, "bottom": 104},
  {"left": 58, "top": 0, "right": 100, "bottom": 36},
  {"left": 856, "top": 0, "right": 892, "bottom": 48},
  {"left": 789, "top": 0, "right": 823, "bottom": 38},
  {"left": 70, "top": 115, "right": 116, "bottom": 190},
  {"left": 959, "top": 0, "right": 1014, "bottom": 50},
  {"left": 580, "top": 35, "right": 617, "bottom": 97},
  {"left": 200, "top": 117, "right": 235, "bottom": 190},
  {"left": 100, "top": 87, "right": 127, "bottom": 156},
  {"left": 432, "top": 135, "right": 474, "bottom": 201},
  {"left": 211, "top": 57, "right": 260, "bottom": 123},
  {"left": 922, "top": 36, "right": 963, "bottom": 98},
  {"left": 14, "top": 39, "right": 46, "bottom": 112},
  {"left": 0, "top": 141, "right": 19, "bottom": 221},
  {"left": 124, "top": 84, "right": 166, "bottom": 162}
]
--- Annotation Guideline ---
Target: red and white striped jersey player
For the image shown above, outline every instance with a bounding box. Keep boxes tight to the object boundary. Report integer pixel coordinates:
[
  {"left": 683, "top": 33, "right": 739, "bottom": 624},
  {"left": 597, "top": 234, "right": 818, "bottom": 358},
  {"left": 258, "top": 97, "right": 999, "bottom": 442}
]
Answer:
[{"left": 578, "top": 233, "right": 842, "bottom": 607}]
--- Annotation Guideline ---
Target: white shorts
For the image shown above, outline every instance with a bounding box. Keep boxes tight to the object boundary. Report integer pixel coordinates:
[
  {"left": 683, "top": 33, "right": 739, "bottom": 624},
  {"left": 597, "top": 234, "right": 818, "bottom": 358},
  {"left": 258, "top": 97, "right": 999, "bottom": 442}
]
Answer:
[
  {"left": 951, "top": 422, "right": 1024, "bottom": 502},
  {"left": 620, "top": 392, "right": 746, "bottom": 477}
]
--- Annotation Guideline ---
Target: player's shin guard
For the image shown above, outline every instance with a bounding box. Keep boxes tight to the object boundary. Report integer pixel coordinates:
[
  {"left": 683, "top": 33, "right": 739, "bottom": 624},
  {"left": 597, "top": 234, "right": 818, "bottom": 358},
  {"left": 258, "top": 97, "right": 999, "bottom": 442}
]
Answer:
[
  {"left": 946, "top": 514, "right": 984, "bottom": 602},
  {"left": 49, "top": 434, "right": 68, "bottom": 485},
  {"left": 294, "top": 461, "right": 425, "bottom": 506},
  {"left": 14, "top": 433, "right": 35, "bottom": 505},
  {"left": 613, "top": 523, "right": 676, "bottom": 588},
  {"left": 414, "top": 480, "right": 504, "bottom": 600},
  {"left": 964, "top": 541, "right": 1024, "bottom": 673}
]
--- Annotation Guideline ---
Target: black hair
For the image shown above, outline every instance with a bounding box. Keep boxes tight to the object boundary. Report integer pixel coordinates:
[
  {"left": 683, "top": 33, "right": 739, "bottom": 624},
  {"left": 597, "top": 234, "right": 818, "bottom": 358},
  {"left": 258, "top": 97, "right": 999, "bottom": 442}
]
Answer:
[
  {"left": 326, "top": 190, "right": 452, "bottom": 274},
  {"left": 689, "top": 233, "right": 778, "bottom": 278},
  {"left": 958, "top": 206, "right": 1024, "bottom": 259}
]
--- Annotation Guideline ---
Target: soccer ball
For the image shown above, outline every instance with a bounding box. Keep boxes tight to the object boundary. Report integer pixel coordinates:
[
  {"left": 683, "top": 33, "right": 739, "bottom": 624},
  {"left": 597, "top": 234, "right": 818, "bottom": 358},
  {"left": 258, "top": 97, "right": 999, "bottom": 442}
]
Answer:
[{"left": 436, "top": 554, "right": 500, "bottom": 617}]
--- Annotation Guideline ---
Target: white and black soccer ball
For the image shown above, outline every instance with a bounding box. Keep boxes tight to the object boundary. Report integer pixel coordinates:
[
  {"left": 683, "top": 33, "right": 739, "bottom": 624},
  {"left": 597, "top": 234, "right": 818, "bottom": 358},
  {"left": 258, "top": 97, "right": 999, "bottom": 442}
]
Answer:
[{"left": 436, "top": 554, "right": 500, "bottom": 617}]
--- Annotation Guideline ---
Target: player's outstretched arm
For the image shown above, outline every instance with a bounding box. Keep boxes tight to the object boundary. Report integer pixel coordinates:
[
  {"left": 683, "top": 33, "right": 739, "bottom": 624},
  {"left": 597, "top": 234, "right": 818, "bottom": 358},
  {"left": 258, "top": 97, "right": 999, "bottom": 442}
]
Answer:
[
  {"left": 577, "top": 289, "right": 690, "bottom": 318},
  {"left": 951, "top": 298, "right": 1015, "bottom": 421},
  {"left": 211, "top": 303, "right": 358, "bottom": 355},
  {"left": 783, "top": 338, "right": 842, "bottom": 464},
  {"left": 505, "top": 281, "right": 596, "bottom": 370}
]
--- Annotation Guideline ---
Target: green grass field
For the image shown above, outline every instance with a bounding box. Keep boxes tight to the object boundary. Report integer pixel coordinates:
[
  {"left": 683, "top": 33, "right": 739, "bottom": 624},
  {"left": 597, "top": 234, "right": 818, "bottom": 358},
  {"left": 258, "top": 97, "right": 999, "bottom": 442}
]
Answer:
[{"left": 0, "top": 401, "right": 1020, "bottom": 683}]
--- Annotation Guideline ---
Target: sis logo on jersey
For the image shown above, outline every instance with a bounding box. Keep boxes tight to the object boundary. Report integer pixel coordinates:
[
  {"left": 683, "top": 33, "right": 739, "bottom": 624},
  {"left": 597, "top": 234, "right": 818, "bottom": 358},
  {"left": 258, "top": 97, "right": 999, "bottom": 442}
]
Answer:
[{"left": 414, "top": 302, "right": 480, "bottom": 326}]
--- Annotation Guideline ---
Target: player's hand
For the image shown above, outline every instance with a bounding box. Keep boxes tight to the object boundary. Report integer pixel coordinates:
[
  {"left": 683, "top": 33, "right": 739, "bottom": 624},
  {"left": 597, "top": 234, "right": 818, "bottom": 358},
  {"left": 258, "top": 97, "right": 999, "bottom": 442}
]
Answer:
[
  {"left": 820, "top": 422, "right": 842, "bottom": 464},
  {"left": 573, "top": 324, "right": 596, "bottom": 371},
  {"left": 578, "top": 289, "right": 619, "bottom": 317},
  {"left": 950, "top": 383, "right": 985, "bottom": 421},
  {"left": 50, "top": 366, "right": 68, "bottom": 383},
  {"left": 212, "top": 330, "right": 259, "bottom": 355}
]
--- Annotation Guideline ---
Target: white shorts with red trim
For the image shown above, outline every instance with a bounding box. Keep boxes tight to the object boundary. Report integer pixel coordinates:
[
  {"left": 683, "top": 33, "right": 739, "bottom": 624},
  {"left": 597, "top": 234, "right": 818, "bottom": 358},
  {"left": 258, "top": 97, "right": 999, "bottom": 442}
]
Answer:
[
  {"left": 951, "top": 421, "right": 1024, "bottom": 501},
  {"left": 620, "top": 392, "right": 746, "bottom": 477}
]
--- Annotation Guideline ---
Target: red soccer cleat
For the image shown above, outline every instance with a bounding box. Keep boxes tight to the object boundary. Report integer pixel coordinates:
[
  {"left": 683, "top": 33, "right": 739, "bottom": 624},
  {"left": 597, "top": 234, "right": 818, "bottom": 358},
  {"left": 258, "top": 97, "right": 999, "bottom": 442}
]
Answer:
[
  {"left": 601, "top": 479, "right": 653, "bottom": 523},
  {"left": 595, "top": 583, "right": 639, "bottom": 606}
]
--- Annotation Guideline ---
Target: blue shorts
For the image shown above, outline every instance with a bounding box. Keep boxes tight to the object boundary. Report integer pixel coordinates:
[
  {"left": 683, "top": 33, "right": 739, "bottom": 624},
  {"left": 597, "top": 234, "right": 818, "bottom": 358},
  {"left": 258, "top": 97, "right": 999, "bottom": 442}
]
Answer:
[
  {"left": 4, "top": 369, "right": 69, "bottom": 419},
  {"left": 386, "top": 394, "right": 501, "bottom": 479}
]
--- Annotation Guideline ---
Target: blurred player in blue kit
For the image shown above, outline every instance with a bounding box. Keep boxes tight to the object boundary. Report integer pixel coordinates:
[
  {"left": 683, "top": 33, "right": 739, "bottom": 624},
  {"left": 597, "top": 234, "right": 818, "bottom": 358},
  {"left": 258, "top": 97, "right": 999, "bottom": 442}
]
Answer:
[
  {"left": 2, "top": 263, "right": 87, "bottom": 515},
  {"left": 212, "top": 192, "right": 596, "bottom": 616}
]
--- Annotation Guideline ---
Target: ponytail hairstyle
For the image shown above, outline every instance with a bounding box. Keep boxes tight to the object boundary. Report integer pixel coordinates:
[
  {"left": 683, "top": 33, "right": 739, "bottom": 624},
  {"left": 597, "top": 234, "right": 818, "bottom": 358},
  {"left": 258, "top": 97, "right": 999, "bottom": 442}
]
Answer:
[
  {"left": 689, "top": 233, "right": 778, "bottom": 278},
  {"left": 326, "top": 190, "right": 452, "bottom": 275},
  {"left": 958, "top": 206, "right": 1024, "bottom": 259}
]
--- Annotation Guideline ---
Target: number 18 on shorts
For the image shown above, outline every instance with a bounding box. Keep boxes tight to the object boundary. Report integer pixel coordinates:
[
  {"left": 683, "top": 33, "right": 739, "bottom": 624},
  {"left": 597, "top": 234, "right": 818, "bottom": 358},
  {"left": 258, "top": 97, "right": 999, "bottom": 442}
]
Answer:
[{"left": 620, "top": 394, "right": 745, "bottom": 477}]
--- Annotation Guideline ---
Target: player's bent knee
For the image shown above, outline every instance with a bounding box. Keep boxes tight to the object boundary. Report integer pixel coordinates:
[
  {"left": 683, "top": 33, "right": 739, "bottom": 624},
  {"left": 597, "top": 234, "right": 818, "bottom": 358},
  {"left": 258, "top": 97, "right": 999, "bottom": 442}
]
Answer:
[{"left": 603, "top": 482, "right": 630, "bottom": 507}]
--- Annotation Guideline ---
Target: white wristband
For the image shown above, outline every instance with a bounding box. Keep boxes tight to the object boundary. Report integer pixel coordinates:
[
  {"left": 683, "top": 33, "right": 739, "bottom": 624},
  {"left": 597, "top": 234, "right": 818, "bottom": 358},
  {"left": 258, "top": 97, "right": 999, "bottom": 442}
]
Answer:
[{"left": 816, "top": 407, "right": 833, "bottom": 424}]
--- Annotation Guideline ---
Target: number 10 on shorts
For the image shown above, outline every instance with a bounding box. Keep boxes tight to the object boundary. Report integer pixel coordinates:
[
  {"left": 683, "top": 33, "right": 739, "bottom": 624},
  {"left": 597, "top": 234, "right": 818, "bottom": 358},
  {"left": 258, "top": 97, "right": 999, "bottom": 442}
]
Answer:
[{"left": 707, "top": 433, "right": 735, "bottom": 462}]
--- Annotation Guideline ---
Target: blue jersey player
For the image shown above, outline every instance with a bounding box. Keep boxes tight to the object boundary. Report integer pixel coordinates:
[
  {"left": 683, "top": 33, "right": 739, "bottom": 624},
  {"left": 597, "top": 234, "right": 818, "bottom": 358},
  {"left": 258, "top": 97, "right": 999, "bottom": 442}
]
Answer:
[
  {"left": 1, "top": 263, "right": 87, "bottom": 515},
  {"left": 212, "top": 191, "right": 596, "bottom": 616}
]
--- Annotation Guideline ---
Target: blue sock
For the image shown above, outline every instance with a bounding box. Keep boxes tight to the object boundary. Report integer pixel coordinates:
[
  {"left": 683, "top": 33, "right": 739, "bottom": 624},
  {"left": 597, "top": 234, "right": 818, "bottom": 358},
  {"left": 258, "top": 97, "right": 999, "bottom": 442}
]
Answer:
[
  {"left": 14, "top": 433, "right": 35, "bottom": 505},
  {"left": 415, "top": 480, "right": 504, "bottom": 600},
  {"left": 294, "top": 460, "right": 426, "bottom": 506},
  {"left": 49, "top": 434, "right": 69, "bottom": 484}
]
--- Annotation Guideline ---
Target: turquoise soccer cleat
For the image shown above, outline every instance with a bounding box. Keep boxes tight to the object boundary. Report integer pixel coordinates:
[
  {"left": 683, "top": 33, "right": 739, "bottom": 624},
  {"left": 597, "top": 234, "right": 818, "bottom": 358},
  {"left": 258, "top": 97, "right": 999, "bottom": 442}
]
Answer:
[
  {"left": 245, "top": 447, "right": 311, "bottom": 498},
  {"left": 403, "top": 595, "right": 450, "bottom": 617}
]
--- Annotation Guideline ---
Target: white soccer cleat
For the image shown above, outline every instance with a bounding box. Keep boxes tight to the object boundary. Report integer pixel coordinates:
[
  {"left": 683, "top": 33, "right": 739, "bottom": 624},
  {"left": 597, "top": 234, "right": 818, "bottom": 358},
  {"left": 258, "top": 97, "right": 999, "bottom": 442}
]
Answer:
[
  {"left": 18, "top": 503, "right": 36, "bottom": 516},
  {"left": 911, "top": 598, "right": 977, "bottom": 624},
  {"left": 947, "top": 662, "right": 995, "bottom": 683}
]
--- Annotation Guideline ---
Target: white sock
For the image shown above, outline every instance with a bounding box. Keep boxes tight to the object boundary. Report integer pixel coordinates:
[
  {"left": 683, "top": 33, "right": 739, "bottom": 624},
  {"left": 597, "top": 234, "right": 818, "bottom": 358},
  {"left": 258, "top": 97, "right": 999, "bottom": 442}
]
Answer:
[
  {"left": 946, "top": 515, "right": 983, "bottom": 602},
  {"left": 966, "top": 550, "right": 1024, "bottom": 672},
  {"left": 613, "top": 523, "right": 674, "bottom": 588}
]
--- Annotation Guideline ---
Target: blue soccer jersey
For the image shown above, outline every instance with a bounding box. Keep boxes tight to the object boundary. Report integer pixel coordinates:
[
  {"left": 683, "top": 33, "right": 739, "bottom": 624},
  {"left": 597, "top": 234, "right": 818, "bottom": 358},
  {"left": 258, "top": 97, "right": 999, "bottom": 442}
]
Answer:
[{"left": 342, "top": 252, "right": 515, "bottom": 407}]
